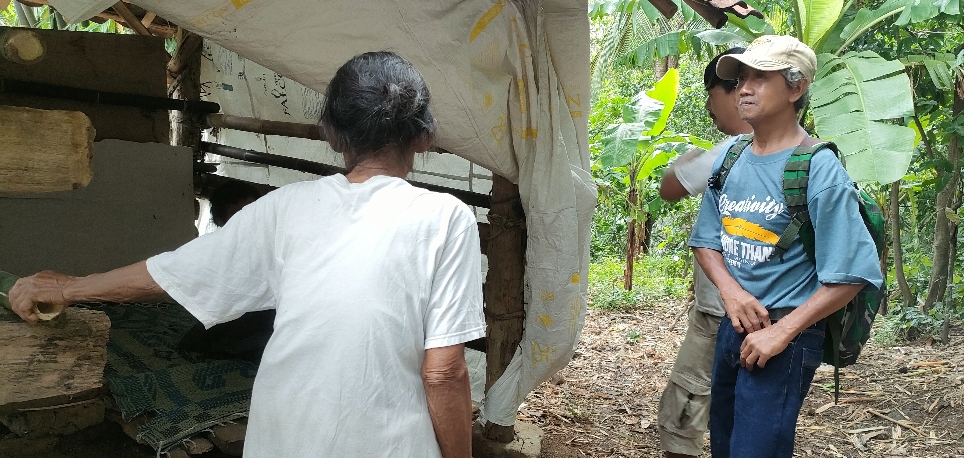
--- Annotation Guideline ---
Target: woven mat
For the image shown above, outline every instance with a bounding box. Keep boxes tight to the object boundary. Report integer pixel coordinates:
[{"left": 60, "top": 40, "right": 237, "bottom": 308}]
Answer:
[{"left": 79, "top": 302, "right": 257, "bottom": 453}]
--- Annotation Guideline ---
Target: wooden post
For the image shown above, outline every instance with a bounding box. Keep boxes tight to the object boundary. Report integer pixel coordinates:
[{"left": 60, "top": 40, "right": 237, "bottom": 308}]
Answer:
[
  {"left": 481, "top": 174, "right": 526, "bottom": 443},
  {"left": 168, "top": 29, "right": 204, "bottom": 162}
]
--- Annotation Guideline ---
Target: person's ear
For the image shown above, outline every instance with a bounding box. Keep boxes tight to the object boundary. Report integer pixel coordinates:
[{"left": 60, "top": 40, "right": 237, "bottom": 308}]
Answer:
[{"left": 789, "top": 78, "right": 810, "bottom": 103}]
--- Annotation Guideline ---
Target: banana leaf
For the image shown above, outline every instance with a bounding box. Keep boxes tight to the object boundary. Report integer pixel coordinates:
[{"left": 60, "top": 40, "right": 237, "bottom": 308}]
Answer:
[
  {"left": 811, "top": 51, "right": 916, "bottom": 184},
  {"left": 794, "top": 0, "right": 845, "bottom": 49}
]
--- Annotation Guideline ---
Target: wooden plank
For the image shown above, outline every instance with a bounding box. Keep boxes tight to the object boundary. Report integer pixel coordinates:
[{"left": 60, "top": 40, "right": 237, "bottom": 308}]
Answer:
[
  {"left": 0, "top": 308, "right": 110, "bottom": 414},
  {"left": 0, "top": 105, "right": 93, "bottom": 194}
]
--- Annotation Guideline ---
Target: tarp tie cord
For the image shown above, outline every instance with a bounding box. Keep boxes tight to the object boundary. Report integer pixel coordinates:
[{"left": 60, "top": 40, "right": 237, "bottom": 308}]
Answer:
[
  {"left": 485, "top": 213, "right": 526, "bottom": 240},
  {"left": 484, "top": 309, "right": 526, "bottom": 321}
]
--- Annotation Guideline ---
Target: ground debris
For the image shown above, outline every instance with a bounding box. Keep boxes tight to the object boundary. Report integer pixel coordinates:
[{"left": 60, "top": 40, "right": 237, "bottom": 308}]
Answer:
[{"left": 528, "top": 302, "right": 964, "bottom": 457}]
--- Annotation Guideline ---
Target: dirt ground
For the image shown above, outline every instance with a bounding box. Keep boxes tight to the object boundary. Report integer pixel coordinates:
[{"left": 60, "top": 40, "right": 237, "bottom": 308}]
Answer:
[
  {"left": 531, "top": 300, "right": 964, "bottom": 458},
  {"left": 5, "top": 299, "right": 962, "bottom": 458}
]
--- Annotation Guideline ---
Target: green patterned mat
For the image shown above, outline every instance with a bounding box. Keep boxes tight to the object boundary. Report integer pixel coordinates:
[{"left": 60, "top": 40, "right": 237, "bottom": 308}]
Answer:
[{"left": 79, "top": 302, "right": 257, "bottom": 453}]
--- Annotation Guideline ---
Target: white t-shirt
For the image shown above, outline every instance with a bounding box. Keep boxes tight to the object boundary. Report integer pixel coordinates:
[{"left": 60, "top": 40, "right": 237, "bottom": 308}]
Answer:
[
  {"left": 147, "top": 174, "right": 486, "bottom": 458},
  {"left": 673, "top": 140, "right": 726, "bottom": 196},
  {"left": 673, "top": 138, "right": 732, "bottom": 316}
]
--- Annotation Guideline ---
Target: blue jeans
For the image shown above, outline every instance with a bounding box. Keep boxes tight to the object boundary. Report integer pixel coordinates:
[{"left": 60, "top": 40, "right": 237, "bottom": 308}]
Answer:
[{"left": 709, "top": 316, "right": 825, "bottom": 458}]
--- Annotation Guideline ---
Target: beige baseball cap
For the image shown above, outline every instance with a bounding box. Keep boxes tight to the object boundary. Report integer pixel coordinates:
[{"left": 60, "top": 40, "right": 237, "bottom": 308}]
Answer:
[{"left": 716, "top": 35, "right": 817, "bottom": 81}]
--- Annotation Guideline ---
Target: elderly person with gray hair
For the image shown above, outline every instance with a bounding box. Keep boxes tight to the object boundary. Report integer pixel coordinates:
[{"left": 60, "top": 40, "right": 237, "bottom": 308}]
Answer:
[
  {"left": 688, "top": 36, "right": 882, "bottom": 458},
  {"left": 9, "top": 51, "right": 483, "bottom": 458}
]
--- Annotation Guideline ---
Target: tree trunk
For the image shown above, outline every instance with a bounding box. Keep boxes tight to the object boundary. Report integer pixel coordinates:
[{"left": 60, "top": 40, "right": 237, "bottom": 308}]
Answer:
[
  {"left": 922, "top": 69, "right": 964, "bottom": 311},
  {"left": 640, "top": 214, "right": 654, "bottom": 254},
  {"left": 624, "top": 189, "right": 638, "bottom": 291},
  {"left": 891, "top": 182, "right": 913, "bottom": 308},
  {"left": 653, "top": 56, "right": 678, "bottom": 80}
]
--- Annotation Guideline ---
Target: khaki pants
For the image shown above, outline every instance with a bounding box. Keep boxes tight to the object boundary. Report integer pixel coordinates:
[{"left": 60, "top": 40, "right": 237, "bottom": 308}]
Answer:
[{"left": 657, "top": 307, "right": 721, "bottom": 456}]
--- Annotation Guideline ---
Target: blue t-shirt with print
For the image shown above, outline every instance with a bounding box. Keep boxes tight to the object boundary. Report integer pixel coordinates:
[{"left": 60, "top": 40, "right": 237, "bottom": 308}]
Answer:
[{"left": 689, "top": 137, "right": 883, "bottom": 309}]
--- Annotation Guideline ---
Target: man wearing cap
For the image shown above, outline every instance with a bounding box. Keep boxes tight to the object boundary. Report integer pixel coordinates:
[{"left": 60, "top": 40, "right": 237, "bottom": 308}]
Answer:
[
  {"left": 688, "top": 35, "right": 882, "bottom": 457},
  {"left": 656, "top": 47, "right": 752, "bottom": 458}
]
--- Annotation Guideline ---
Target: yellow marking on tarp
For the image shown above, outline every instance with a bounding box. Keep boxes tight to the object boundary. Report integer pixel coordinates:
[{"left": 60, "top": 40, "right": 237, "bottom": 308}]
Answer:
[
  {"left": 567, "top": 94, "right": 582, "bottom": 108},
  {"left": 569, "top": 298, "right": 581, "bottom": 338},
  {"left": 483, "top": 93, "right": 493, "bottom": 109},
  {"left": 571, "top": 274, "right": 580, "bottom": 284},
  {"left": 567, "top": 94, "right": 583, "bottom": 118},
  {"left": 520, "top": 128, "right": 538, "bottom": 139},
  {"left": 531, "top": 341, "right": 557, "bottom": 366},
  {"left": 539, "top": 290, "right": 555, "bottom": 302},
  {"left": 189, "top": 0, "right": 251, "bottom": 27},
  {"left": 470, "top": 0, "right": 506, "bottom": 42},
  {"left": 516, "top": 77, "right": 527, "bottom": 114},
  {"left": 539, "top": 314, "right": 553, "bottom": 327}
]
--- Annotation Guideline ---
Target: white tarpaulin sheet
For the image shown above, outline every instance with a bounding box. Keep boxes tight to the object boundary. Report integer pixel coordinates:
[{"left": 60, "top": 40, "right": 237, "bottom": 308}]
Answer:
[{"left": 54, "top": 0, "right": 597, "bottom": 427}]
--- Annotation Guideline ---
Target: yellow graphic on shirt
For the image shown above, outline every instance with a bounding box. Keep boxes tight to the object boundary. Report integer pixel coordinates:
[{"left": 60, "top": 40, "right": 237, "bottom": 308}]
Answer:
[{"left": 722, "top": 216, "right": 779, "bottom": 245}]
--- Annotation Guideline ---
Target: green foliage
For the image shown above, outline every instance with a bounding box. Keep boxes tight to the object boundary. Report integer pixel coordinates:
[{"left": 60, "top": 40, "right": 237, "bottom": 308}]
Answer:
[
  {"left": 1, "top": 3, "right": 123, "bottom": 33},
  {"left": 588, "top": 256, "right": 690, "bottom": 310},
  {"left": 873, "top": 304, "right": 951, "bottom": 346},
  {"left": 811, "top": 51, "right": 916, "bottom": 184}
]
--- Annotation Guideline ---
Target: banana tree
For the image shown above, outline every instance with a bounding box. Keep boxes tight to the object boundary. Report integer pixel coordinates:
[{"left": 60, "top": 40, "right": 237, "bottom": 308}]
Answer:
[
  {"left": 597, "top": 68, "right": 712, "bottom": 290},
  {"left": 592, "top": 0, "right": 960, "bottom": 185}
]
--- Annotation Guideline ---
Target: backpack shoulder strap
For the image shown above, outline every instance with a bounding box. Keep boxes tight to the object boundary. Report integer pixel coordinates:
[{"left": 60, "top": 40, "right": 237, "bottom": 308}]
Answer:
[
  {"left": 770, "top": 138, "right": 838, "bottom": 258},
  {"left": 709, "top": 134, "right": 754, "bottom": 190}
]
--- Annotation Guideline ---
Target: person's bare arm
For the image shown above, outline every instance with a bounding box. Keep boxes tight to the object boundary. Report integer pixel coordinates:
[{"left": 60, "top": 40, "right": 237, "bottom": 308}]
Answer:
[
  {"left": 740, "top": 283, "right": 863, "bottom": 369},
  {"left": 422, "top": 343, "right": 472, "bottom": 458},
  {"left": 693, "top": 247, "right": 770, "bottom": 334},
  {"left": 659, "top": 149, "right": 703, "bottom": 201},
  {"left": 9, "top": 261, "right": 165, "bottom": 323}
]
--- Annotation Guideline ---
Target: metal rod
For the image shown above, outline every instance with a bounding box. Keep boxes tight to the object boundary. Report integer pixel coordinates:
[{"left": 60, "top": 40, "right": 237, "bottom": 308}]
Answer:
[
  {"left": 0, "top": 78, "right": 221, "bottom": 114},
  {"left": 207, "top": 114, "right": 323, "bottom": 140},
  {"left": 199, "top": 142, "right": 490, "bottom": 208}
]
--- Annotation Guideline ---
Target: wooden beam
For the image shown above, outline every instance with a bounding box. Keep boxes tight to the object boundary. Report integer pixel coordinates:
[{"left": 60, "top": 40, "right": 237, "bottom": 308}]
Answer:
[
  {"left": 96, "top": 10, "right": 175, "bottom": 37},
  {"left": 140, "top": 11, "right": 155, "bottom": 28},
  {"left": 169, "top": 29, "right": 204, "bottom": 158},
  {"left": 111, "top": 1, "right": 151, "bottom": 36},
  {"left": 481, "top": 174, "right": 526, "bottom": 443}
]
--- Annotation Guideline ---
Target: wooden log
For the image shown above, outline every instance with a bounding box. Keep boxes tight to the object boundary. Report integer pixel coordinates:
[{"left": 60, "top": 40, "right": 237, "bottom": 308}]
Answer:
[
  {"left": 0, "top": 307, "right": 110, "bottom": 436},
  {"left": 481, "top": 174, "right": 526, "bottom": 443},
  {"left": 0, "top": 105, "right": 94, "bottom": 194}
]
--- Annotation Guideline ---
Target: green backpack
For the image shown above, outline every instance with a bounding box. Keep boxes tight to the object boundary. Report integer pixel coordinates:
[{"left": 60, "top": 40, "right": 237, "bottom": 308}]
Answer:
[{"left": 714, "top": 134, "right": 888, "bottom": 399}]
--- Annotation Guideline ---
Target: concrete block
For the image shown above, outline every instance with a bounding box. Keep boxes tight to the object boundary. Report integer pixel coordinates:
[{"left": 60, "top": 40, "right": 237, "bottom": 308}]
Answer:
[{"left": 472, "top": 420, "right": 542, "bottom": 458}]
